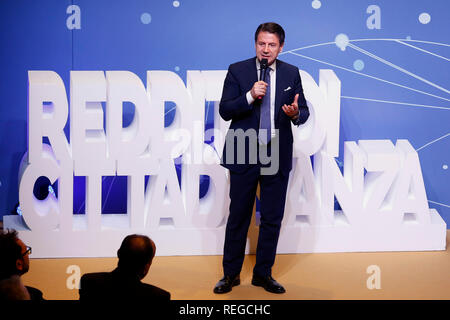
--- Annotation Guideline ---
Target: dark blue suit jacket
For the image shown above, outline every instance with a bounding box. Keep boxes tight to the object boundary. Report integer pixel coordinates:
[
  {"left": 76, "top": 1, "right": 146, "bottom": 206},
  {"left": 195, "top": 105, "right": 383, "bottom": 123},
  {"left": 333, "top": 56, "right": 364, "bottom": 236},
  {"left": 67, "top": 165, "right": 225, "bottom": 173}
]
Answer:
[{"left": 219, "top": 57, "right": 309, "bottom": 175}]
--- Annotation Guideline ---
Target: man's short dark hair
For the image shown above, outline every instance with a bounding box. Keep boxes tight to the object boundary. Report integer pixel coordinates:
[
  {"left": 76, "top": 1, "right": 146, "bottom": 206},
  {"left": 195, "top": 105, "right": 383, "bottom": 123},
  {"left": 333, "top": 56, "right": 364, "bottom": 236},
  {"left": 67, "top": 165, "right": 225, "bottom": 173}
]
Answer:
[
  {"left": 0, "top": 229, "right": 22, "bottom": 280},
  {"left": 255, "top": 22, "right": 285, "bottom": 45},
  {"left": 117, "top": 234, "right": 154, "bottom": 274}
]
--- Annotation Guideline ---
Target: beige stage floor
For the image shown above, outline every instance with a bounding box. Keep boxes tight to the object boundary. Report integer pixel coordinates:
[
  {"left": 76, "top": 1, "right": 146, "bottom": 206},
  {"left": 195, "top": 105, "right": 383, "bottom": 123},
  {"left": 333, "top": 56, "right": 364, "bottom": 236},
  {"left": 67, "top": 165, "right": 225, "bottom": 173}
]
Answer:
[{"left": 21, "top": 230, "right": 450, "bottom": 300}]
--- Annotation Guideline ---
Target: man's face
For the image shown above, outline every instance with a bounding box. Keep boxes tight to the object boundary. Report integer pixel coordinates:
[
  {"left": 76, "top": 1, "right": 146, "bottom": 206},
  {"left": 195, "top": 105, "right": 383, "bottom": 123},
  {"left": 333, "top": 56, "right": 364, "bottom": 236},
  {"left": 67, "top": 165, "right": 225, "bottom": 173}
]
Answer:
[
  {"left": 16, "top": 239, "right": 30, "bottom": 275},
  {"left": 255, "top": 31, "right": 284, "bottom": 66}
]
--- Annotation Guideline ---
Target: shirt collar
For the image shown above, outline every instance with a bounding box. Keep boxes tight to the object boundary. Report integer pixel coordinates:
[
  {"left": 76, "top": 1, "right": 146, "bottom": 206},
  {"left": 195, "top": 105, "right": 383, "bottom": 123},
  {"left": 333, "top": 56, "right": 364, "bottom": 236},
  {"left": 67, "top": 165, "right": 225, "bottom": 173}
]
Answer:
[{"left": 256, "top": 58, "right": 276, "bottom": 72}]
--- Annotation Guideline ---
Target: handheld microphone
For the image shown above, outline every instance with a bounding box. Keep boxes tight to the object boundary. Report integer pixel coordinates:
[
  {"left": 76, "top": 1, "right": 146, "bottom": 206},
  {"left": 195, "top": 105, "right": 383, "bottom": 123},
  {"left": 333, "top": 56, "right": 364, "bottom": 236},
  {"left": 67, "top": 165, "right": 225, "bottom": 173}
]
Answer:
[
  {"left": 259, "top": 58, "right": 268, "bottom": 82},
  {"left": 258, "top": 58, "right": 268, "bottom": 100}
]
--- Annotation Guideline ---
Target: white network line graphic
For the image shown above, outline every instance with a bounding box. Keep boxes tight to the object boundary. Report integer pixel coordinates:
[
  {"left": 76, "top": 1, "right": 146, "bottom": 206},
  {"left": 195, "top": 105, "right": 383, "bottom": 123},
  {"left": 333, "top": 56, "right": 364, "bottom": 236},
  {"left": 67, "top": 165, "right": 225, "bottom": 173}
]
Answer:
[
  {"left": 395, "top": 40, "right": 450, "bottom": 62},
  {"left": 428, "top": 200, "right": 450, "bottom": 209},
  {"left": 341, "top": 96, "right": 450, "bottom": 111},
  {"left": 415, "top": 133, "right": 450, "bottom": 152},
  {"left": 281, "top": 38, "right": 450, "bottom": 54},
  {"left": 347, "top": 43, "right": 450, "bottom": 95},
  {"left": 283, "top": 38, "right": 450, "bottom": 104},
  {"left": 102, "top": 175, "right": 117, "bottom": 212},
  {"left": 287, "top": 51, "right": 450, "bottom": 103}
]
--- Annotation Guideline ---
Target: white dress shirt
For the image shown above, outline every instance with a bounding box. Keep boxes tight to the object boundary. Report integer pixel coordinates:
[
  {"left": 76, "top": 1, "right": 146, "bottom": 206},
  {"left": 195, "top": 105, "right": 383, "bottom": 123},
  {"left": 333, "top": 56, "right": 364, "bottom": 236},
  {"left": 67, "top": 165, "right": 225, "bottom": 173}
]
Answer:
[{"left": 246, "top": 59, "right": 277, "bottom": 138}]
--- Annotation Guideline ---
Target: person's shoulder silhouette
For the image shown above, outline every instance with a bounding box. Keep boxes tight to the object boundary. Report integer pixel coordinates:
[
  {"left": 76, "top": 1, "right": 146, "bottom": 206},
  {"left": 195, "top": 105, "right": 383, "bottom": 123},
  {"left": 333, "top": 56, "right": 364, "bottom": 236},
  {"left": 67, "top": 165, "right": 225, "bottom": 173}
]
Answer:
[{"left": 79, "top": 234, "right": 170, "bottom": 301}]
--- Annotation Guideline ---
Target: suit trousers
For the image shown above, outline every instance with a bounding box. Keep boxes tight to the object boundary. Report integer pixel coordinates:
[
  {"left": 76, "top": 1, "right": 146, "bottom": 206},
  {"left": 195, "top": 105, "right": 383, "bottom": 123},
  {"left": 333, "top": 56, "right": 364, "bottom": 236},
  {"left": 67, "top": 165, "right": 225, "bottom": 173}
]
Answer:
[{"left": 223, "top": 163, "right": 289, "bottom": 278}]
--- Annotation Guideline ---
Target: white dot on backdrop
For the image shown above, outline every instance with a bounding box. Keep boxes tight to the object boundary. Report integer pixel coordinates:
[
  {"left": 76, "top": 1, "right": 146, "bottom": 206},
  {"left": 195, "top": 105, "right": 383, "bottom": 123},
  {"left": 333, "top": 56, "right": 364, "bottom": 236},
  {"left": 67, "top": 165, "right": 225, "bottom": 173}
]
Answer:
[
  {"left": 312, "top": 0, "right": 321, "bottom": 9},
  {"left": 174, "top": 66, "right": 180, "bottom": 72},
  {"left": 173, "top": 1, "right": 180, "bottom": 7},
  {"left": 443, "top": 164, "right": 448, "bottom": 170},
  {"left": 406, "top": 36, "right": 412, "bottom": 40},
  {"left": 419, "top": 12, "right": 431, "bottom": 24},
  {"left": 140, "top": 13, "right": 151, "bottom": 24},
  {"left": 353, "top": 59, "right": 364, "bottom": 71},
  {"left": 335, "top": 33, "right": 349, "bottom": 51}
]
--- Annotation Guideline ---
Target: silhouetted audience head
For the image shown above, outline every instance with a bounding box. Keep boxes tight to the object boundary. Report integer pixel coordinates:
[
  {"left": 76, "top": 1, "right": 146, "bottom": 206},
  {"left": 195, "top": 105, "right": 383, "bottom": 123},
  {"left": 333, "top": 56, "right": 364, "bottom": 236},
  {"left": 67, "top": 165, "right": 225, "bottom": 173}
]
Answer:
[
  {"left": 117, "top": 234, "right": 156, "bottom": 279},
  {"left": 79, "top": 234, "right": 169, "bottom": 301}
]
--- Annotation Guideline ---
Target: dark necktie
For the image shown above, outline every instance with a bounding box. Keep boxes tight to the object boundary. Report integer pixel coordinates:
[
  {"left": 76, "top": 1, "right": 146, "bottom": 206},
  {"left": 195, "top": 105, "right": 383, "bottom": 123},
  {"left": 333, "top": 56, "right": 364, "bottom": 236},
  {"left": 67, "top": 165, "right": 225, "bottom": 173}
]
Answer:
[{"left": 259, "top": 68, "right": 271, "bottom": 145}]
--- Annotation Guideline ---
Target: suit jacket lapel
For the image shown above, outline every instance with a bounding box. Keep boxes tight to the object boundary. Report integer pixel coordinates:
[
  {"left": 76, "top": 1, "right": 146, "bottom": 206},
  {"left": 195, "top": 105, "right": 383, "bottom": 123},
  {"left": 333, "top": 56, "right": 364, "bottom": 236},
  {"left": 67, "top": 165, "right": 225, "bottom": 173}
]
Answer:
[
  {"left": 275, "top": 59, "right": 284, "bottom": 123},
  {"left": 246, "top": 57, "right": 258, "bottom": 89}
]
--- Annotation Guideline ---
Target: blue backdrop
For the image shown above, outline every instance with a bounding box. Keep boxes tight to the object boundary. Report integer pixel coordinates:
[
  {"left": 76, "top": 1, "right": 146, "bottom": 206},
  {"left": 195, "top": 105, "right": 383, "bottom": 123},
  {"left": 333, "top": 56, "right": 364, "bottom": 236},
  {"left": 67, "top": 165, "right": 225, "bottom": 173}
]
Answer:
[{"left": 0, "top": 0, "right": 449, "bottom": 227}]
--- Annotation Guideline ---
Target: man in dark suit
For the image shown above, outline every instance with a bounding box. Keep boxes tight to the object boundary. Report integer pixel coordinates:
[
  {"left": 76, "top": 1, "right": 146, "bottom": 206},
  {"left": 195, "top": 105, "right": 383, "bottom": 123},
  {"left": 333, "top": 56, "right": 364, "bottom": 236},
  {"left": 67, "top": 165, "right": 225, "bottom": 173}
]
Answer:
[
  {"left": 214, "top": 22, "right": 309, "bottom": 294},
  {"left": 79, "top": 234, "right": 170, "bottom": 301}
]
